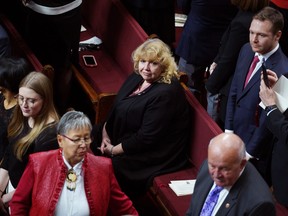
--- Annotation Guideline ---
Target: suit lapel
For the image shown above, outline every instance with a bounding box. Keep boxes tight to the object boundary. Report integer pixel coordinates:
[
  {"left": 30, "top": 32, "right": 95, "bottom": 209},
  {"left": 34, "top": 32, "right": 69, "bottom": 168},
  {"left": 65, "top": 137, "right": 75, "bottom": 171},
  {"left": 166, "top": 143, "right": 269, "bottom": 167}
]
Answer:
[
  {"left": 216, "top": 190, "right": 238, "bottom": 216},
  {"left": 237, "top": 50, "right": 255, "bottom": 99},
  {"left": 216, "top": 166, "right": 249, "bottom": 216},
  {"left": 239, "top": 47, "right": 282, "bottom": 100},
  {"left": 195, "top": 180, "right": 214, "bottom": 215},
  {"left": 241, "top": 66, "right": 261, "bottom": 94}
]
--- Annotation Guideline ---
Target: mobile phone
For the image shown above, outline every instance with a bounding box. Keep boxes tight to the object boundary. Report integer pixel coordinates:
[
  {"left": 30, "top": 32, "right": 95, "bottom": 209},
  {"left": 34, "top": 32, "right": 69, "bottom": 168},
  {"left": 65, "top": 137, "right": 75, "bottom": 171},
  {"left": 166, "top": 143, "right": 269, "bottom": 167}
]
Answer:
[
  {"left": 83, "top": 55, "right": 97, "bottom": 67},
  {"left": 262, "top": 63, "right": 270, "bottom": 88}
]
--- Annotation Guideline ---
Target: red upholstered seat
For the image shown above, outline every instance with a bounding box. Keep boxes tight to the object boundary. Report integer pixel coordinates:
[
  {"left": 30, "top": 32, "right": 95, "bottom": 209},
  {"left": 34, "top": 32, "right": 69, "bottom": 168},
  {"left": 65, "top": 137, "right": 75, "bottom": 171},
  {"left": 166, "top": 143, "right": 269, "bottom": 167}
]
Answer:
[
  {"left": 73, "top": 0, "right": 148, "bottom": 123},
  {"left": 151, "top": 168, "right": 197, "bottom": 216},
  {"left": 276, "top": 202, "right": 288, "bottom": 216},
  {"left": 148, "top": 84, "right": 223, "bottom": 216}
]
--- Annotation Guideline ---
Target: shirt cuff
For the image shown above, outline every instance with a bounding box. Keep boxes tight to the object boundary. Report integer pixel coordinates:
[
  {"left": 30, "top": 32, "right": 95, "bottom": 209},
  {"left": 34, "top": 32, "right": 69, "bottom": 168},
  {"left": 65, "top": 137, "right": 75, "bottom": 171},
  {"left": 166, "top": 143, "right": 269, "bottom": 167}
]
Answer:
[
  {"left": 267, "top": 107, "right": 278, "bottom": 116},
  {"left": 224, "top": 129, "right": 234, "bottom": 133}
]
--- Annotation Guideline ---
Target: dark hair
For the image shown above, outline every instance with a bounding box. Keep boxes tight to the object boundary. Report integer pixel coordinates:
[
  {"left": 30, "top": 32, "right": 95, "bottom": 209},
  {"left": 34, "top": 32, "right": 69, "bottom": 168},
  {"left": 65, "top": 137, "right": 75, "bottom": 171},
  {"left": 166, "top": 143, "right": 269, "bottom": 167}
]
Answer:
[
  {"left": 253, "top": 6, "right": 284, "bottom": 34},
  {"left": 0, "top": 57, "right": 30, "bottom": 94},
  {"left": 231, "top": 0, "right": 269, "bottom": 12}
]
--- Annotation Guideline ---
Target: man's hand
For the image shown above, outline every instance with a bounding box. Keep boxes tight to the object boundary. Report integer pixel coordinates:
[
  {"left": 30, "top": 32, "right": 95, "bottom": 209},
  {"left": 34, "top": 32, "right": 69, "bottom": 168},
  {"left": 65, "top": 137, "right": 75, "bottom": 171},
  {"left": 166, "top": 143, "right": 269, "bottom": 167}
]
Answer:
[{"left": 259, "top": 69, "right": 278, "bottom": 106}]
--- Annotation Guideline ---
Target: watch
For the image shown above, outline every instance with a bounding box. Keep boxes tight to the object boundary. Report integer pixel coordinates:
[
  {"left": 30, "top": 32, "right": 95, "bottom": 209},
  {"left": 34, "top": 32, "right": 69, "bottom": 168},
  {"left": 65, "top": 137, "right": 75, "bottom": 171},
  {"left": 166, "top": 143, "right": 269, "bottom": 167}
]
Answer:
[{"left": 265, "top": 104, "right": 277, "bottom": 113}]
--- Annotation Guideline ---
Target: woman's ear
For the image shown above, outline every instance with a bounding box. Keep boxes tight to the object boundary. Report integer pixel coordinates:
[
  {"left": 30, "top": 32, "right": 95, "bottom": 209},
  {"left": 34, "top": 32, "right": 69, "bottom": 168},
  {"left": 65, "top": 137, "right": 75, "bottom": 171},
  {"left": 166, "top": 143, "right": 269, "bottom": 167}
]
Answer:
[{"left": 57, "top": 134, "right": 63, "bottom": 148}]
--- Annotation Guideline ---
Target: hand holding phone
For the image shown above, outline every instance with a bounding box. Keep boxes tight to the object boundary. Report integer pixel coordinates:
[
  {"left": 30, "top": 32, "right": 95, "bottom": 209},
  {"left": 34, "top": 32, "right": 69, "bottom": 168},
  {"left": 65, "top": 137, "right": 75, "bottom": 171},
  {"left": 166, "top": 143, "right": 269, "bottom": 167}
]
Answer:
[{"left": 262, "top": 63, "right": 270, "bottom": 88}]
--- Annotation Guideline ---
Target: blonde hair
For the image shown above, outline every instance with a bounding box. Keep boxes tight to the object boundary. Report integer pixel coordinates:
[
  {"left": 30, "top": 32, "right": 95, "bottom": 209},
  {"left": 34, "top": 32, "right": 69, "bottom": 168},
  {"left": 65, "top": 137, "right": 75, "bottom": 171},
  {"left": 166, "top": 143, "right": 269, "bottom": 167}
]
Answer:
[
  {"left": 8, "top": 72, "right": 59, "bottom": 160},
  {"left": 132, "top": 38, "right": 179, "bottom": 84}
]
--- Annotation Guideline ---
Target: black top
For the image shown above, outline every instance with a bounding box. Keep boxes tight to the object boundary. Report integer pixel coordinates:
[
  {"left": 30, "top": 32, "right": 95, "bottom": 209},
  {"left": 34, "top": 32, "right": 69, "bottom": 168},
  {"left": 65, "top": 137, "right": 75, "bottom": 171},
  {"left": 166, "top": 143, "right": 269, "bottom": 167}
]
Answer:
[
  {"left": 206, "top": 10, "right": 255, "bottom": 96},
  {"left": 266, "top": 108, "right": 288, "bottom": 206},
  {"left": 106, "top": 73, "right": 191, "bottom": 196},
  {"left": 32, "top": 0, "right": 77, "bottom": 7},
  {"left": 1, "top": 121, "right": 58, "bottom": 188},
  {"left": 0, "top": 94, "right": 13, "bottom": 160}
]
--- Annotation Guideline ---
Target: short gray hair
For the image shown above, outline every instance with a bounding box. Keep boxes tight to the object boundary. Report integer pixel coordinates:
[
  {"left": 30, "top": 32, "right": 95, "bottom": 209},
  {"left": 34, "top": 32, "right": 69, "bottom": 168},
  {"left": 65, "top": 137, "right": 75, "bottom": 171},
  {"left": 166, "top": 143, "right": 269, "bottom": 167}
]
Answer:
[{"left": 57, "top": 111, "right": 92, "bottom": 135}]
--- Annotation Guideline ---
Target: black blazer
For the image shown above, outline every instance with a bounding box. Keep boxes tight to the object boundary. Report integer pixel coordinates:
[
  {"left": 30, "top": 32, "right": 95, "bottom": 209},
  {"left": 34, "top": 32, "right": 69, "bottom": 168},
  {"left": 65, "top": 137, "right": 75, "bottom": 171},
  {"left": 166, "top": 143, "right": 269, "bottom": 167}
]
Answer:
[
  {"left": 106, "top": 73, "right": 191, "bottom": 195},
  {"left": 266, "top": 108, "right": 288, "bottom": 207},
  {"left": 205, "top": 10, "right": 254, "bottom": 96},
  {"left": 186, "top": 160, "right": 276, "bottom": 216},
  {"left": 122, "top": 0, "right": 174, "bottom": 8},
  {"left": 176, "top": 0, "right": 237, "bottom": 66}
]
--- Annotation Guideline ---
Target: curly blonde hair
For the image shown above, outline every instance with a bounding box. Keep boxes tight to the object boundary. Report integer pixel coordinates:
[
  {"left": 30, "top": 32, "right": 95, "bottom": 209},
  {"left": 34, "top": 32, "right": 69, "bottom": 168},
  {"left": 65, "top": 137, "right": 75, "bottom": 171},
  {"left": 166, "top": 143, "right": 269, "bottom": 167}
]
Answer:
[{"left": 132, "top": 38, "right": 179, "bottom": 84}]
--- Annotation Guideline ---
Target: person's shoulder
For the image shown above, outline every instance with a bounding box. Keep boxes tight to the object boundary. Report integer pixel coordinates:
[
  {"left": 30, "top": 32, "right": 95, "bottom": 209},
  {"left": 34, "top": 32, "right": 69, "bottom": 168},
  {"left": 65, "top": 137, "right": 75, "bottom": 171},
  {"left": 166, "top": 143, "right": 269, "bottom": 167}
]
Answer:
[
  {"left": 122, "top": 72, "right": 142, "bottom": 86},
  {"left": 86, "top": 153, "right": 112, "bottom": 166},
  {"left": 0, "top": 25, "right": 8, "bottom": 38},
  {"left": 241, "top": 162, "right": 273, "bottom": 195},
  {"left": 159, "top": 78, "right": 182, "bottom": 89},
  {"left": 30, "top": 149, "right": 58, "bottom": 161},
  {"left": 232, "top": 10, "right": 254, "bottom": 27},
  {"left": 237, "top": 43, "right": 253, "bottom": 57},
  {"left": 241, "top": 42, "right": 252, "bottom": 50}
]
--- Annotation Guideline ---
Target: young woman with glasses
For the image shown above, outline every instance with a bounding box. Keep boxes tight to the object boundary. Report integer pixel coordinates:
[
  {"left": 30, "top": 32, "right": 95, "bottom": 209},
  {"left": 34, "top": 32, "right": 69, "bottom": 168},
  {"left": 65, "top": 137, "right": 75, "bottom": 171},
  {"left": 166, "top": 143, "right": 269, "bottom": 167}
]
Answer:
[{"left": 0, "top": 71, "right": 59, "bottom": 215}]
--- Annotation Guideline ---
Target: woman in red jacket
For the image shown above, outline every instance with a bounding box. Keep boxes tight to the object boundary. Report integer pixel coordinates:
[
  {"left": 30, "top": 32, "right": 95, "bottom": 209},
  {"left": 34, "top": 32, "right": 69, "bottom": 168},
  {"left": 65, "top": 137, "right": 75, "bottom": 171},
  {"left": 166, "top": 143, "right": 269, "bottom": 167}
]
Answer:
[{"left": 10, "top": 111, "right": 138, "bottom": 216}]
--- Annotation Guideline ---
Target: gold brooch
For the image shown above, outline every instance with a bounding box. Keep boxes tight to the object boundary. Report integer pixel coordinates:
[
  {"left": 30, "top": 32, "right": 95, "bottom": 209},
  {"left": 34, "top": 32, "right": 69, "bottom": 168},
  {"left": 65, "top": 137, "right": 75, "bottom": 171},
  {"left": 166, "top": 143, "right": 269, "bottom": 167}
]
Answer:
[{"left": 66, "top": 169, "right": 77, "bottom": 191}]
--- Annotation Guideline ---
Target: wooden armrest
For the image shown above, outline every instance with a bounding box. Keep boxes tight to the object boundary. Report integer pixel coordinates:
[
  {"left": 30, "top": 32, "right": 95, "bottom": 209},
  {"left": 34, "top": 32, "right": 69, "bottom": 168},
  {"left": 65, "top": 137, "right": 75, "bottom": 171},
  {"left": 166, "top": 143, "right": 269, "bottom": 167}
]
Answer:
[
  {"left": 96, "top": 93, "right": 117, "bottom": 124},
  {"left": 71, "top": 64, "right": 98, "bottom": 104},
  {"left": 179, "top": 71, "right": 188, "bottom": 85}
]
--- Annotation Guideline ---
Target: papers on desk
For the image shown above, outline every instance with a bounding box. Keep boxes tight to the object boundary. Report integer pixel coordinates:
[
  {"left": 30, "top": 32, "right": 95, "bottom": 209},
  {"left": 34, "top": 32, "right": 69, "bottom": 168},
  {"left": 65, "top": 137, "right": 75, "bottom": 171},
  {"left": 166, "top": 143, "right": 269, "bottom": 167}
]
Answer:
[
  {"left": 80, "top": 36, "right": 102, "bottom": 46},
  {"left": 169, "top": 180, "right": 196, "bottom": 196},
  {"left": 259, "top": 75, "right": 288, "bottom": 113},
  {"left": 175, "top": 13, "right": 187, "bottom": 27},
  {"left": 80, "top": 25, "right": 87, "bottom": 32}
]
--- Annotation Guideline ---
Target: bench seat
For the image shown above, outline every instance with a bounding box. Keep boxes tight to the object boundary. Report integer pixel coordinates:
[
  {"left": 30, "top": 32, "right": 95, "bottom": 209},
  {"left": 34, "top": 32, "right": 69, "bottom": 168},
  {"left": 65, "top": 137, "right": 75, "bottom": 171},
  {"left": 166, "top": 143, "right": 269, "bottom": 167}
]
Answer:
[
  {"left": 148, "top": 84, "right": 288, "bottom": 216},
  {"left": 73, "top": 0, "right": 148, "bottom": 124},
  {"left": 148, "top": 83, "right": 223, "bottom": 216},
  {"left": 150, "top": 168, "right": 197, "bottom": 216}
]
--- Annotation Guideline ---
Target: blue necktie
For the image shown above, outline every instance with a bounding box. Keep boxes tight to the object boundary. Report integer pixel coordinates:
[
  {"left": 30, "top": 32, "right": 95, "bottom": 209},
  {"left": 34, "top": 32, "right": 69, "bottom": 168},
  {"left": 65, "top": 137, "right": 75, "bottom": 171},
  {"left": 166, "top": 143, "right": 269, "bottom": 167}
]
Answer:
[{"left": 200, "top": 185, "right": 223, "bottom": 216}]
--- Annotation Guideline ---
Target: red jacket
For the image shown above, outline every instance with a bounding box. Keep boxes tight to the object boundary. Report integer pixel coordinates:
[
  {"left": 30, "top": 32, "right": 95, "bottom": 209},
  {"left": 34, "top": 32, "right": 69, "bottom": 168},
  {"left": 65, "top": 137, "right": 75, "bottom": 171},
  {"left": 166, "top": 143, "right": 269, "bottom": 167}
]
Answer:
[{"left": 10, "top": 149, "right": 138, "bottom": 216}]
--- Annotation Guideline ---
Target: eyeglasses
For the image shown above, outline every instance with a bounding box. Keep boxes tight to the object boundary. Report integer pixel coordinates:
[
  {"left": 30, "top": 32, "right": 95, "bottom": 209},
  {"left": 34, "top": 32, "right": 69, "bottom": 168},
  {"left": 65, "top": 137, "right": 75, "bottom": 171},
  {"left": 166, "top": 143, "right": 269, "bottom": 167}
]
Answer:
[
  {"left": 16, "top": 95, "right": 42, "bottom": 106},
  {"left": 61, "top": 134, "right": 92, "bottom": 146}
]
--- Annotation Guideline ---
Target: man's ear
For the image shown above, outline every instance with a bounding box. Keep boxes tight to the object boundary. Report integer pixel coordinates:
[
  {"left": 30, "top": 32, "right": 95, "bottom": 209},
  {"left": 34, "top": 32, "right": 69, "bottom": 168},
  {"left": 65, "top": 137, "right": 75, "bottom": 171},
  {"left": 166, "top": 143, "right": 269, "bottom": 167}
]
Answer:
[
  {"left": 57, "top": 134, "right": 63, "bottom": 148},
  {"left": 240, "top": 159, "right": 247, "bottom": 170},
  {"left": 275, "top": 30, "right": 282, "bottom": 42}
]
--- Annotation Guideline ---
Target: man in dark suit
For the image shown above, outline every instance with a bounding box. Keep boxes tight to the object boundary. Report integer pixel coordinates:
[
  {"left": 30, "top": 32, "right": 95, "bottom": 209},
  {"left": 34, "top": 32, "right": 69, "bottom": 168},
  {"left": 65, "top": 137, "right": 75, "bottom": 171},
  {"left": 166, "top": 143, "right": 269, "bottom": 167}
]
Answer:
[
  {"left": 259, "top": 70, "right": 288, "bottom": 209},
  {"left": 0, "top": 24, "right": 10, "bottom": 57},
  {"left": 225, "top": 7, "right": 288, "bottom": 183},
  {"left": 122, "top": 0, "right": 175, "bottom": 48},
  {"left": 176, "top": 0, "right": 237, "bottom": 93},
  {"left": 186, "top": 133, "right": 275, "bottom": 216},
  {"left": 205, "top": 0, "right": 269, "bottom": 128}
]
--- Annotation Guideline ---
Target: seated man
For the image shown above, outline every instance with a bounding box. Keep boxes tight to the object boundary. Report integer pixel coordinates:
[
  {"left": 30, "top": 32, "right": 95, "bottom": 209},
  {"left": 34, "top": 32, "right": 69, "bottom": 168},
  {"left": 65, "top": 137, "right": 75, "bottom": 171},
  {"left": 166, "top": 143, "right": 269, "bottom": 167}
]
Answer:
[
  {"left": 0, "top": 24, "right": 10, "bottom": 57},
  {"left": 186, "top": 133, "right": 275, "bottom": 216}
]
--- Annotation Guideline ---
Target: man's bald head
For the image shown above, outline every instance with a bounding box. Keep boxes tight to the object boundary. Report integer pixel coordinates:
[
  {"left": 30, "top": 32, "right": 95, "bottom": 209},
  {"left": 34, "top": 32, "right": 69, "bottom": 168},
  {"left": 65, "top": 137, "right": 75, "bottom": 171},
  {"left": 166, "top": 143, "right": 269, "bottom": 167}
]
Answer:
[{"left": 208, "top": 133, "right": 247, "bottom": 187}]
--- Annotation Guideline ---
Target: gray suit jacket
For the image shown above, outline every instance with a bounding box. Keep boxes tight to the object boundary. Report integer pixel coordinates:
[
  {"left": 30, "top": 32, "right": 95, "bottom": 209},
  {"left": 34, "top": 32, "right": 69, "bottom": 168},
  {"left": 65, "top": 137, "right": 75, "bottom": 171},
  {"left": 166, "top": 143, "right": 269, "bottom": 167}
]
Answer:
[{"left": 186, "top": 160, "right": 275, "bottom": 216}]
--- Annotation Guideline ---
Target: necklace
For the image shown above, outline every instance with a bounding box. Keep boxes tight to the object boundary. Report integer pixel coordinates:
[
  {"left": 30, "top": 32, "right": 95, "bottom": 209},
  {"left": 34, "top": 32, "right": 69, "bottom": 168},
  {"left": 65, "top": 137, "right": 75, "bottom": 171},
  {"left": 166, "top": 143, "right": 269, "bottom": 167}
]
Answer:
[
  {"left": 66, "top": 168, "right": 77, "bottom": 191},
  {"left": 131, "top": 81, "right": 151, "bottom": 95}
]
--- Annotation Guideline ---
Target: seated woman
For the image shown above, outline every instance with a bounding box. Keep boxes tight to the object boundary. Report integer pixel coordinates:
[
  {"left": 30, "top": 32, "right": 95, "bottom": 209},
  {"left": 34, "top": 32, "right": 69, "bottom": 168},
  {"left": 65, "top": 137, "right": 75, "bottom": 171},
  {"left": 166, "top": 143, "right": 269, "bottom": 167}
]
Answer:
[
  {"left": 0, "top": 57, "right": 30, "bottom": 160},
  {"left": 0, "top": 72, "right": 59, "bottom": 214},
  {"left": 98, "top": 39, "right": 191, "bottom": 199},
  {"left": 10, "top": 111, "right": 138, "bottom": 216}
]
